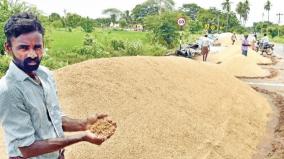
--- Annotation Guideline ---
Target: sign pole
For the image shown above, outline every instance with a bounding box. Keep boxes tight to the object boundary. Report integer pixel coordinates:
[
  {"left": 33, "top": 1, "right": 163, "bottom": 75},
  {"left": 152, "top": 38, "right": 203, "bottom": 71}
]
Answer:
[{"left": 177, "top": 17, "right": 186, "bottom": 50}]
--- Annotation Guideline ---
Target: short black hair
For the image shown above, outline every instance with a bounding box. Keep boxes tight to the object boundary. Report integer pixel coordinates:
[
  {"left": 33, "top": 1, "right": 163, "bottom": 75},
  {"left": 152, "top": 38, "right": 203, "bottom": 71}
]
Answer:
[{"left": 4, "top": 12, "right": 45, "bottom": 45}]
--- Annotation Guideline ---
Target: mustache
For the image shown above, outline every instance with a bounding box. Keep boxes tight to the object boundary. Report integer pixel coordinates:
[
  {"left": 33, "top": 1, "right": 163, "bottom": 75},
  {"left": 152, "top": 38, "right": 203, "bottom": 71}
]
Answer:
[{"left": 24, "top": 57, "right": 40, "bottom": 64}]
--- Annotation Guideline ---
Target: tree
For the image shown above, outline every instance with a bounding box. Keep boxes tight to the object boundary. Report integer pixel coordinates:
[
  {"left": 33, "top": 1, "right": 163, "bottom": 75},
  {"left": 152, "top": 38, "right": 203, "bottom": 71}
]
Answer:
[
  {"left": 131, "top": 3, "right": 159, "bottom": 23},
  {"left": 221, "top": 0, "right": 231, "bottom": 31},
  {"left": 146, "top": 0, "right": 175, "bottom": 14},
  {"left": 102, "top": 8, "right": 122, "bottom": 23},
  {"left": 236, "top": 2, "right": 244, "bottom": 23},
  {"left": 144, "top": 12, "right": 188, "bottom": 48},
  {"left": 65, "top": 13, "right": 82, "bottom": 31},
  {"left": 49, "top": 12, "right": 61, "bottom": 22},
  {"left": 81, "top": 17, "right": 94, "bottom": 33},
  {"left": 120, "top": 10, "right": 132, "bottom": 27},
  {"left": 264, "top": 0, "right": 272, "bottom": 22},
  {"left": 242, "top": 0, "right": 250, "bottom": 25},
  {"left": 180, "top": 3, "right": 202, "bottom": 20}
]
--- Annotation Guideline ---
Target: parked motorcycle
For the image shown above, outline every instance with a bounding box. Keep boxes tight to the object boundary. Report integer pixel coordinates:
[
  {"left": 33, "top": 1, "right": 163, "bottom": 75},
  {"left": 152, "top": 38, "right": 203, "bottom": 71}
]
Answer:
[
  {"left": 175, "top": 43, "right": 201, "bottom": 58},
  {"left": 256, "top": 40, "right": 274, "bottom": 55}
]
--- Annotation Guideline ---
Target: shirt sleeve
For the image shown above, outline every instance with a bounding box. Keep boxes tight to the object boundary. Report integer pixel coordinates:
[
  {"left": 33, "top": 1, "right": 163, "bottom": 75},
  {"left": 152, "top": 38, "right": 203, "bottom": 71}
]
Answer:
[{"left": 0, "top": 87, "right": 35, "bottom": 150}]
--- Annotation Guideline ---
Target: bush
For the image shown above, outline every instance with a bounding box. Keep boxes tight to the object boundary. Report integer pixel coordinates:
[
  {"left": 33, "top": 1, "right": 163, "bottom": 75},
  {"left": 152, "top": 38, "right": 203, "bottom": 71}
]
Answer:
[
  {"left": 83, "top": 34, "right": 94, "bottom": 46},
  {"left": 0, "top": 55, "right": 11, "bottom": 77},
  {"left": 0, "top": 22, "right": 6, "bottom": 55},
  {"left": 145, "top": 43, "right": 167, "bottom": 56},
  {"left": 111, "top": 40, "right": 125, "bottom": 50},
  {"left": 124, "top": 41, "right": 143, "bottom": 56}
]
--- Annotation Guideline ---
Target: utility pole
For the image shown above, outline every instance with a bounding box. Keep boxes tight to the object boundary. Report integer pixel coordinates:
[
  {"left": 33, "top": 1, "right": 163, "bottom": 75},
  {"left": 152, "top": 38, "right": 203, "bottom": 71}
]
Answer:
[{"left": 276, "top": 13, "right": 283, "bottom": 36}]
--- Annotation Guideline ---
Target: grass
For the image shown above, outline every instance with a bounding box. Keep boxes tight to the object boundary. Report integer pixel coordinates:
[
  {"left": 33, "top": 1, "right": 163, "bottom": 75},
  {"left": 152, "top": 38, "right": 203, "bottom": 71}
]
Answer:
[
  {"left": 0, "top": 28, "right": 202, "bottom": 76},
  {"left": 272, "top": 36, "right": 284, "bottom": 44},
  {"left": 49, "top": 28, "right": 85, "bottom": 51}
]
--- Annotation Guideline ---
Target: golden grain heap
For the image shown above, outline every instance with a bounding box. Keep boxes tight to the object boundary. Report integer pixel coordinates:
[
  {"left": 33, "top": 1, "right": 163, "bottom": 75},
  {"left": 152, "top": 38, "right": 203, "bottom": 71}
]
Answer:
[{"left": 51, "top": 56, "right": 271, "bottom": 159}]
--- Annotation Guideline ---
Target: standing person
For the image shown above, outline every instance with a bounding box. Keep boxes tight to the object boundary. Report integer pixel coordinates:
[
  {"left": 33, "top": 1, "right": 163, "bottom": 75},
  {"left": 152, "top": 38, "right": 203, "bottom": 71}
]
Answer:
[
  {"left": 200, "top": 34, "right": 211, "bottom": 61},
  {"left": 242, "top": 35, "right": 251, "bottom": 56},
  {"left": 251, "top": 34, "right": 257, "bottom": 50},
  {"left": 231, "top": 33, "right": 237, "bottom": 45},
  {"left": 0, "top": 12, "right": 116, "bottom": 159}
]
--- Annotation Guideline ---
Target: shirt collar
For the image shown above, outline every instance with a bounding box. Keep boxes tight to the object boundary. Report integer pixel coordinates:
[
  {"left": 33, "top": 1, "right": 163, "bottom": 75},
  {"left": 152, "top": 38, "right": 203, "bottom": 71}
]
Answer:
[{"left": 7, "top": 61, "right": 48, "bottom": 82}]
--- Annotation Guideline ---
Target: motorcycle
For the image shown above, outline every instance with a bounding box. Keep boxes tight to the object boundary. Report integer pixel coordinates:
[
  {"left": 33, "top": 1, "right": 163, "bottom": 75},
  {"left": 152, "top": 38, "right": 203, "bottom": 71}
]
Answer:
[
  {"left": 175, "top": 43, "right": 201, "bottom": 58},
  {"left": 256, "top": 40, "right": 274, "bottom": 55}
]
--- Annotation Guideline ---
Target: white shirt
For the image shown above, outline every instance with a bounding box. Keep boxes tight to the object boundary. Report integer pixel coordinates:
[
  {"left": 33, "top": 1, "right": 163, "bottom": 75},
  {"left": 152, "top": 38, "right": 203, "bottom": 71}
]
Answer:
[
  {"left": 200, "top": 37, "right": 211, "bottom": 47},
  {"left": 261, "top": 36, "right": 269, "bottom": 44}
]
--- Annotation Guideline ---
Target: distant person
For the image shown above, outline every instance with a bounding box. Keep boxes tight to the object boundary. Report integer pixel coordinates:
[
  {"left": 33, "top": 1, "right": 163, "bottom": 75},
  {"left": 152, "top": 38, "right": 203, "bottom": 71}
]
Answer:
[
  {"left": 251, "top": 34, "right": 257, "bottom": 51},
  {"left": 200, "top": 34, "right": 211, "bottom": 61},
  {"left": 0, "top": 12, "right": 117, "bottom": 159},
  {"left": 242, "top": 35, "right": 251, "bottom": 56},
  {"left": 261, "top": 33, "right": 270, "bottom": 46},
  {"left": 231, "top": 33, "right": 237, "bottom": 45}
]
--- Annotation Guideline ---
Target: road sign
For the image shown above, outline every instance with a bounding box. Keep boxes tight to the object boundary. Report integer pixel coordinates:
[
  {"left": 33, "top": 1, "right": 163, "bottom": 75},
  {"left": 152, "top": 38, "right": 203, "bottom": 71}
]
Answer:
[{"left": 177, "top": 17, "right": 186, "bottom": 26}]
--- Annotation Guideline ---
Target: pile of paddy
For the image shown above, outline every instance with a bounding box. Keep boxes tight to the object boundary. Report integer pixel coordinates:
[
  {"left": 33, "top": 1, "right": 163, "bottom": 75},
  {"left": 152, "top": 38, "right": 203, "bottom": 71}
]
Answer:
[{"left": 51, "top": 56, "right": 271, "bottom": 159}]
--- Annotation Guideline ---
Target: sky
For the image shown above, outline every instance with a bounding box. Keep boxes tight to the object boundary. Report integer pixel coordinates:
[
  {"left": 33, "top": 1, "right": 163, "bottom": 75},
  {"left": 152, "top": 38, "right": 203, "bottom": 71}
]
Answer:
[{"left": 22, "top": 0, "right": 284, "bottom": 26}]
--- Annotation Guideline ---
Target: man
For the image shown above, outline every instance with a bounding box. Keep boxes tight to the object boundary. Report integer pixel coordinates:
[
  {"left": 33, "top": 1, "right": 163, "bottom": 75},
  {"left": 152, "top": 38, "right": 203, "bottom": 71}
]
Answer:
[
  {"left": 261, "top": 33, "right": 269, "bottom": 46},
  {"left": 200, "top": 34, "right": 211, "bottom": 61},
  {"left": 231, "top": 33, "right": 237, "bottom": 45},
  {"left": 242, "top": 35, "right": 251, "bottom": 56},
  {"left": 0, "top": 13, "right": 116, "bottom": 159}
]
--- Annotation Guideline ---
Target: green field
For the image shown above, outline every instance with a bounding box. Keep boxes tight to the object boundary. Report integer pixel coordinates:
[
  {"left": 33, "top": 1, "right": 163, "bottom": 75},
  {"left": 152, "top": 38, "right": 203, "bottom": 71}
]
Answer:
[{"left": 0, "top": 28, "right": 201, "bottom": 76}]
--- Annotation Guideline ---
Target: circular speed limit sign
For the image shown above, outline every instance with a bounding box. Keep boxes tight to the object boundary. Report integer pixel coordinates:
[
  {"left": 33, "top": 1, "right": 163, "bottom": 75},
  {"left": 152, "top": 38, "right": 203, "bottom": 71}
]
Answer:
[{"left": 177, "top": 17, "right": 186, "bottom": 26}]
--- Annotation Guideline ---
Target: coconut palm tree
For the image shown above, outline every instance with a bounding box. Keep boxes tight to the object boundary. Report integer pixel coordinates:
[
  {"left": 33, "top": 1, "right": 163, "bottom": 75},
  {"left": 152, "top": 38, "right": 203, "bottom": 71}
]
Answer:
[
  {"left": 236, "top": 1, "right": 244, "bottom": 24},
  {"left": 264, "top": 0, "right": 272, "bottom": 22},
  {"left": 242, "top": 0, "right": 250, "bottom": 25},
  {"left": 221, "top": 0, "right": 232, "bottom": 31}
]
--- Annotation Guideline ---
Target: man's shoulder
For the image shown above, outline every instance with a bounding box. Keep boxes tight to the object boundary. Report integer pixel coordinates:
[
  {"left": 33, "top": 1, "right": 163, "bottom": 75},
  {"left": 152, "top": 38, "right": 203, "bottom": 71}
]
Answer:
[
  {"left": 0, "top": 77, "right": 20, "bottom": 98},
  {"left": 38, "top": 65, "right": 53, "bottom": 77}
]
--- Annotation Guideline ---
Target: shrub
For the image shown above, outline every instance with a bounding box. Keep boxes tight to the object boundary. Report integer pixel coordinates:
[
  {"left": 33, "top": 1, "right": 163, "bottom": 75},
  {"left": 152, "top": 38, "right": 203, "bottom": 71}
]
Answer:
[
  {"left": 0, "top": 55, "right": 11, "bottom": 77},
  {"left": 111, "top": 40, "right": 125, "bottom": 50},
  {"left": 124, "top": 41, "right": 143, "bottom": 56}
]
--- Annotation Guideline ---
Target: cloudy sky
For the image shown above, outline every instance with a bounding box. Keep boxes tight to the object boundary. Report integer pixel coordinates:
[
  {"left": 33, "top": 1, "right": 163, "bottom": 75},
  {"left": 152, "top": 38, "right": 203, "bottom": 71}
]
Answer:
[{"left": 22, "top": 0, "right": 284, "bottom": 26}]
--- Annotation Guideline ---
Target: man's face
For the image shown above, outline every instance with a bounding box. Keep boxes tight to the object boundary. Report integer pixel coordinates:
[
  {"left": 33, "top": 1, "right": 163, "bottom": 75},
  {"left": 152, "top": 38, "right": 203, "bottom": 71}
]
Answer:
[{"left": 5, "top": 31, "right": 44, "bottom": 73}]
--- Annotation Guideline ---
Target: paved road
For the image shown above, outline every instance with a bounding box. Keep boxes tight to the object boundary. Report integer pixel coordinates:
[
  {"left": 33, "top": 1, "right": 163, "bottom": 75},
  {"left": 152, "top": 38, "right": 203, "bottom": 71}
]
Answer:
[{"left": 243, "top": 43, "right": 284, "bottom": 96}]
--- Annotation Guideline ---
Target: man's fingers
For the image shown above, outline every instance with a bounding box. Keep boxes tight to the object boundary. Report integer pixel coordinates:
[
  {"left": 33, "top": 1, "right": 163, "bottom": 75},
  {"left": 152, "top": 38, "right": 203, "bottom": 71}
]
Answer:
[{"left": 96, "top": 113, "right": 108, "bottom": 119}]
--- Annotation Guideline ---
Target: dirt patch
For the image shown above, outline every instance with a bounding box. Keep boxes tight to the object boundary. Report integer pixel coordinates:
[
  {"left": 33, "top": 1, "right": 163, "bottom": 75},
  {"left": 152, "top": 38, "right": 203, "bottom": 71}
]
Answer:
[
  {"left": 236, "top": 68, "right": 278, "bottom": 79},
  {"left": 252, "top": 87, "right": 284, "bottom": 159},
  {"left": 258, "top": 55, "right": 279, "bottom": 66}
]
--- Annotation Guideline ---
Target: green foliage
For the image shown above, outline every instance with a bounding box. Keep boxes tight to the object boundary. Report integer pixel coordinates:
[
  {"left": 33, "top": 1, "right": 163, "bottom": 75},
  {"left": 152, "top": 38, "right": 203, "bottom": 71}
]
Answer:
[
  {"left": 144, "top": 12, "right": 187, "bottom": 48},
  {"left": 65, "top": 13, "right": 82, "bottom": 30},
  {"left": 189, "top": 20, "right": 203, "bottom": 33},
  {"left": 49, "top": 13, "right": 61, "bottom": 22},
  {"left": 81, "top": 17, "right": 94, "bottom": 33},
  {"left": 144, "top": 43, "right": 168, "bottom": 56},
  {"left": 131, "top": 3, "right": 159, "bottom": 23},
  {"left": 180, "top": 3, "right": 202, "bottom": 20},
  {"left": 119, "top": 19, "right": 127, "bottom": 28},
  {"left": 268, "top": 27, "right": 278, "bottom": 38},
  {"left": 0, "top": 22, "right": 5, "bottom": 55},
  {"left": 0, "top": 55, "right": 10, "bottom": 77},
  {"left": 111, "top": 40, "right": 125, "bottom": 50},
  {"left": 83, "top": 34, "right": 94, "bottom": 46},
  {"left": 51, "top": 20, "right": 64, "bottom": 28},
  {"left": 124, "top": 41, "right": 143, "bottom": 56}
]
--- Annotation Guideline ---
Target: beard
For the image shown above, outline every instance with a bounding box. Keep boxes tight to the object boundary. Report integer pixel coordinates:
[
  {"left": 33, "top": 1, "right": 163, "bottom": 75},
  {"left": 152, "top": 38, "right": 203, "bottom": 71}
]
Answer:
[{"left": 13, "top": 57, "right": 41, "bottom": 73}]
